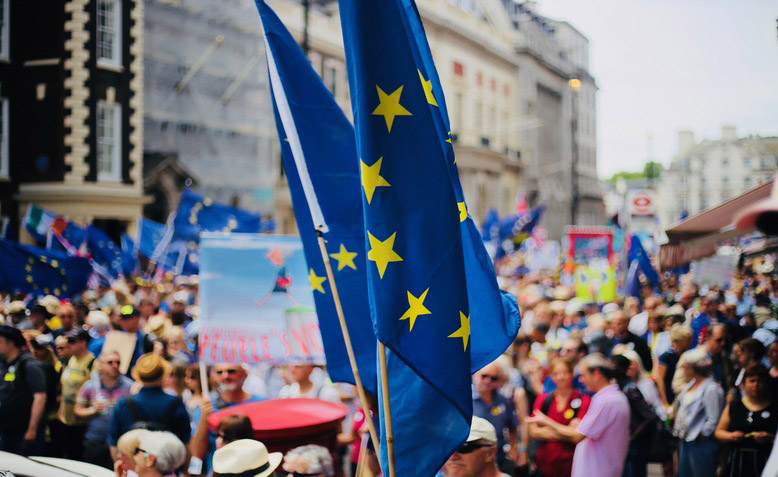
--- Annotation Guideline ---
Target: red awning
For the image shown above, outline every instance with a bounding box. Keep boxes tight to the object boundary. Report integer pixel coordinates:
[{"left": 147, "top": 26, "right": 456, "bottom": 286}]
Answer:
[{"left": 659, "top": 178, "right": 774, "bottom": 269}]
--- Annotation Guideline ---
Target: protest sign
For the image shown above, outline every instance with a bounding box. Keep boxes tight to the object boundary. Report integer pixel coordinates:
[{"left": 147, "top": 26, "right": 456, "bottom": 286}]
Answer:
[
  {"left": 692, "top": 253, "right": 739, "bottom": 290},
  {"left": 199, "top": 234, "right": 325, "bottom": 366},
  {"left": 103, "top": 331, "right": 138, "bottom": 374}
]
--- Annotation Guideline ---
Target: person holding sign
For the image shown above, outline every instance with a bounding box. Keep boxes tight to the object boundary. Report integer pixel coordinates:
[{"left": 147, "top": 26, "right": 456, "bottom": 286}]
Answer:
[{"left": 529, "top": 358, "right": 591, "bottom": 477}]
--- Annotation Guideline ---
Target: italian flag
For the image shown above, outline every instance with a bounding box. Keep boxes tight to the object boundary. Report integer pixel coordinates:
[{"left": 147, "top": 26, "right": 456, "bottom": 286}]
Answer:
[{"left": 24, "top": 204, "right": 55, "bottom": 242}]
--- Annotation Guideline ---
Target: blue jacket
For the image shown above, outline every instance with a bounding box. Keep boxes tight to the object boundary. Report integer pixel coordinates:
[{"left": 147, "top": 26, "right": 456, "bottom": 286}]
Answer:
[{"left": 107, "top": 386, "right": 191, "bottom": 446}]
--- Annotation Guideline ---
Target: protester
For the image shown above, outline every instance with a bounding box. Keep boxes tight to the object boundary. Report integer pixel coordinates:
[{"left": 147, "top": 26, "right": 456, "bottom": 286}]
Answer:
[
  {"left": 703, "top": 323, "right": 733, "bottom": 391},
  {"left": 57, "top": 327, "right": 95, "bottom": 459},
  {"left": 190, "top": 363, "right": 265, "bottom": 475},
  {"left": 0, "top": 324, "right": 47, "bottom": 456},
  {"left": 616, "top": 347, "right": 665, "bottom": 419},
  {"left": 129, "top": 430, "right": 187, "bottom": 477},
  {"left": 113, "top": 428, "right": 147, "bottom": 477},
  {"left": 715, "top": 365, "right": 778, "bottom": 476},
  {"left": 673, "top": 348, "right": 725, "bottom": 477},
  {"left": 732, "top": 337, "right": 767, "bottom": 397},
  {"left": 75, "top": 350, "right": 134, "bottom": 469},
  {"left": 212, "top": 439, "right": 282, "bottom": 477},
  {"left": 605, "top": 309, "right": 653, "bottom": 372},
  {"left": 86, "top": 310, "right": 112, "bottom": 356},
  {"left": 28, "top": 303, "right": 54, "bottom": 334},
  {"left": 441, "top": 416, "right": 510, "bottom": 477},
  {"left": 52, "top": 303, "right": 77, "bottom": 339},
  {"left": 117, "top": 305, "right": 155, "bottom": 370},
  {"left": 108, "top": 353, "right": 190, "bottom": 459},
  {"left": 7, "top": 301, "right": 32, "bottom": 329},
  {"left": 278, "top": 364, "right": 340, "bottom": 401},
  {"left": 528, "top": 357, "right": 590, "bottom": 477},
  {"left": 472, "top": 359, "right": 519, "bottom": 473},
  {"left": 526, "top": 353, "right": 630, "bottom": 477},
  {"left": 215, "top": 414, "right": 255, "bottom": 449},
  {"left": 655, "top": 324, "right": 692, "bottom": 412},
  {"left": 29, "top": 333, "right": 65, "bottom": 456},
  {"left": 282, "top": 444, "right": 335, "bottom": 477}
]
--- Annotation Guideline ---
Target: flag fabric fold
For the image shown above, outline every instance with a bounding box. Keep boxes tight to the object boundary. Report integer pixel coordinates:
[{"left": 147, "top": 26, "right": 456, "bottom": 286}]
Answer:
[
  {"left": 0, "top": 238, "right": 92, "bottom": 297},
  {"left": 628, "top": 235, "right": 659, "bottom": 286},
  {"left": 255, "top": 0, "right": 377, "bottom": 396},
  {"left": 173, "top": 189, "right": 262, "bottom": 241},
  {"left": 87, "top": 225, "right": 123, "bottom": 279}
]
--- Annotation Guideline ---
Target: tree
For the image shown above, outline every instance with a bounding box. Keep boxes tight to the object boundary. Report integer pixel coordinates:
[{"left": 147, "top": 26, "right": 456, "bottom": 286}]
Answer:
[{"left": 643, "top": 161, "right": 663, "bottom": 180}]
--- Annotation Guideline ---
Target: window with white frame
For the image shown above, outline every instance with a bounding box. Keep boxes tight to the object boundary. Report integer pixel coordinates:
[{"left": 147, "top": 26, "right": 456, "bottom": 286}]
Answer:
[
  {"left": 97, "top": 101, "right": 121, "bottom": 181},
  {"left": 0, "top": 0, "right": 9, "bottom": 60},
  {"left": 97, "top": 0, "right": 122, "bottom": 67},
  {"left": 0, "top": 97, "right": 7, "bottom": 178}
]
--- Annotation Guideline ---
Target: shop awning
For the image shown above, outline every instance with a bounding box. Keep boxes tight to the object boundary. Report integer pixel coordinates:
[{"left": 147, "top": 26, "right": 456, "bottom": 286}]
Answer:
[{"left": 659, "top": 178, "right": 774, "bottom": 269}]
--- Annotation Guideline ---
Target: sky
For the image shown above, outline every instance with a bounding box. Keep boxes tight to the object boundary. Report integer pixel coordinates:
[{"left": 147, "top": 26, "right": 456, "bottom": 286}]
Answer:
[{"left": 534, "top": 0, "right": 778, "bottom": 179}]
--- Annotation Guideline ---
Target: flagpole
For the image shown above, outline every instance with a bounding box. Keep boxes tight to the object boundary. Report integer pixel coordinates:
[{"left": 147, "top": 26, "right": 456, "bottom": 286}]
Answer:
[
  {"left": 315, "top": 232, "right": 380, "bottom": 452},
  {"left": 378, "top": 342, "right": 396, "bottom": 477}
]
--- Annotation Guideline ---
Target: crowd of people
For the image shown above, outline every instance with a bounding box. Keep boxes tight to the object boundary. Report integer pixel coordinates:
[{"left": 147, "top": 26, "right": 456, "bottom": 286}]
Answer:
[{"left": 1, "top": 252, "right": 777, "bottom": 477}]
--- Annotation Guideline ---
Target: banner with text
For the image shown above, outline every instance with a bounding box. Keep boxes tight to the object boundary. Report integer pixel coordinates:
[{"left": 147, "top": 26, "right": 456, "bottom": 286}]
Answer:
[{"left": 199, "top": 234, "right": 325, "bottom": 366}]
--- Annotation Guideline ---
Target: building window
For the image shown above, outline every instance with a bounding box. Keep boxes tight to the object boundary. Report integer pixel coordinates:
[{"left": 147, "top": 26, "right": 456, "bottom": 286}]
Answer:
[
  {"left": 722, "top": 177, "right": 729, "bottom": 187},
  {"left": 97, "top": 0, "right": 122, "bottom": 67},
  {"left": 453, "top": 61, "right": 464, "bottom": 77},
  {"left": 323, "top": 64, "right": 337, "bottom": 97},
  {"left": 743, "top": 156, "right": 751, "bottom": 167},
  {"left": 97, "top": 101, "right": 121, "bottom": 181},
  {"left": 721, "top": 157, "right": 729, "bottom": 167},
  {"left": 0, "top": 97, "right": 7, "bottom": 178},
  {"left": 744, "top": 176, "right": 752, "bottom": 189},
  {"left": 0, "top": 0, "right": 8, "bottom": 60}
]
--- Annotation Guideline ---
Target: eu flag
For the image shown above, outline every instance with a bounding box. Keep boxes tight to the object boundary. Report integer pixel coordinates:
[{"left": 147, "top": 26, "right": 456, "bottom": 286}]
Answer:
[
  {"left": 0, "top": 238, "right": 92, "bottom": 297},
  {"left": 628, "top": 235, "right": 659, "bottom": 286},
  {"left": 164, "top": 239, "right": 200, "bottom": 276},
  {"left": 121, "top": 233, "right": 139, "bottom": 278},
  {"left": 173, "top": 189, "right": 262, "bottom": 241},
  {"left": 340, "top": 0, "right": 483, "bottom": 472},
  {"left": 256, "top": 0, "right": 377, "bottom": 396},
  {"left": 137, "top": 218, "right": 168, "bottom": 259},
  {"left": 49, "top": 219, "right": 87, "bottom": 253},
  {"left": 87, "top": 225, "right": 123, "bottom": 279}
]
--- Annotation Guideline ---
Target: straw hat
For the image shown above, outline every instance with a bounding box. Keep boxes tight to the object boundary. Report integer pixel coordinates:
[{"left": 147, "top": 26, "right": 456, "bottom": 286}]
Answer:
[
  {"left": 130, "top": 353, "right": 172, "bottom": 383},
  {"left": 145, "top": 314, "right": 172, "bottom": 337},
  {"left": 39, "top": 295, "right": 61, "bottom": 316},
  {"left": 212, "top": 440, "right": 282, "bottom": 477}
]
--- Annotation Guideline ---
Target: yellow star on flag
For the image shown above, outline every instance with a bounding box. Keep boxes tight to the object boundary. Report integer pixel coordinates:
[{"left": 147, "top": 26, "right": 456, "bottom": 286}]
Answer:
[
  {"left": 51, "top": 260, "right": 59, "bottom": 268},
  {"left": 54, "top": 289, "right": 60, "bottom": 295},
  {"left": 330, "top": 244, "right": 358, "bottom": 271},
  {"left": 26, "top": 275, "right": 33, "bottom": 283},
  {"left": 361, "top": 157, "right": 390, "bottom": 204},
  {"left": 308, "top": 268, "right": 326, "bottom": 294},
  {"left": 446, "top": 131, "right": 452, "bottom": 144},
  {"left": 457, "top": 202, "right": 468, "bottom": 222},
  {"left": 448, "top": 311, "right": 471, "bottom": 351},
  {"left": 367, "top": 231, "right": 403, "bottom": 279},
  {"left": 399, "top": 288, "right": 431, "bottom": 332},
  {"left": 418, "top": 70, "right": 438, "bottom": 106},
  {"left": 25, "top": 265, "right": 32, "bottom": 272},
  {"left": 372, "top": 85, "right": 412, "bottom": 132}
]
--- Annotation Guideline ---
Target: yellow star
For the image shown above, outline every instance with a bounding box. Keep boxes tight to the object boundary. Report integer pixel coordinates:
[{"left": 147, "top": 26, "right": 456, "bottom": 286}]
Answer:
[
  {"left": 330, "top": 244, "right": 357, "bottom": 271},
  {"left": 43, "top": 288, "right": 49, "bottom": 294},
  {"left": 25, "top": 265, "right": 32, "bottom": 272},
  {"left": 367, "top": 231, "right": 403, "bottom": 279},
  {"left": 26, "top": 275, "right": 33, "bottom": 283},
  {"left": 418, "top": 70, "right": 438, "bottom": 107},
  {"left": 54, "top": 288, "right": 60, "bottom": 295},
  {"left": 39, "top": 256, "right": 47, "bottom": 263},
  {"left": 399, "top": 288, "right": 431, "bottom": 332},
  {"left": 203, "top": 197, "right": 213, "bottom": 206},
  {"left": 360, "top": 157, "right": 390, "bottom": 204},
  {"left": 62, "top": 284, "right": 68, "bottom": 291},
  {"left": 51, "top": 260, "right": 59, "bottom": 268},
  {"left": 372, "top": 85, "right": 412, "bottom": 133},
  {"left": 457, "top": 202, "right": 468, "bottom": 222},
  {"left": 448, "top": 311, "right": 471, "bottom": 351},
  {"left": 308, "top": 268, "right": 326, "bottom": 294}
]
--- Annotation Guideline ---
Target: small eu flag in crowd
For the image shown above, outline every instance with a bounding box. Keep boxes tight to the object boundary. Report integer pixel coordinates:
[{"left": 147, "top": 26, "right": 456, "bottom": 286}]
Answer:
[{"left": 173, "top": 189, "right": 262, "bottom": 241}]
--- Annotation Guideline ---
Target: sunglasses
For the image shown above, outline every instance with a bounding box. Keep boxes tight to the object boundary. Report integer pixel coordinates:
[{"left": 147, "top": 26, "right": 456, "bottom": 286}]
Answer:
[
  {"left": 480, "top": 373, "right": 500, "bottom": 381},
  {"left": 456, "top": 442, "right": 493, "bottom": 454},
  {"left": 215, "top": 369, "right": 239, "bottom": 375},
  {"left": 134, "top": 448, "right": 149, "bottom": 457},
  {"left": 289, "top": 472, "right": 322, "bottom": 477}
]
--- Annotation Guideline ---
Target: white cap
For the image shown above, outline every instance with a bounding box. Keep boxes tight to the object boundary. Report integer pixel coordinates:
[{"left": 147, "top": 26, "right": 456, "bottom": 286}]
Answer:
[{"left": 467, "top": 416, "right": 497, "bottom": 444}]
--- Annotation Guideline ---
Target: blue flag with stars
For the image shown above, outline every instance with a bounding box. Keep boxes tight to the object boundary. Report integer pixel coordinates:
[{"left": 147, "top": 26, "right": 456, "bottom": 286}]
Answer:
[
  {"left": 256, "top": 0, "right": 377, "bottom": 396},
  {"left": 628, "top": 235, "right": 659, "bottom": 286},
  {"left": 400, "top": 0, "right": 520, "bottom": 370},
  {"left": 86, "top": 225, "right": 123, "bottom": 279},
  {"left": 173, "top": 189, "right": 262, "bottom": 241},
  {"left": 0, "top": 238, "right": 92, "bottom": 298},
  {"left": 137, "top": 218, "right": 168, "bottom": 259},
  {"left": 339, "top": 0, "right": 500, "bottom": 473},
  {"left": 121, "top": 233, "right": 139, "bottom": 278}
]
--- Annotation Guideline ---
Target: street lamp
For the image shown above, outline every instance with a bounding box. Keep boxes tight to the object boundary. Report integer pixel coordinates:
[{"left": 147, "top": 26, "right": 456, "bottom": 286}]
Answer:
[{"left": 569, "top": 76, "right": 581, "bottom": 226}]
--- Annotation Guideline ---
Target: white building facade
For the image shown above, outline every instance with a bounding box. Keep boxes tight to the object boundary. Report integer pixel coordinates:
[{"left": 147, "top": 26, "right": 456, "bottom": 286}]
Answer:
[{"left": 657, "top": 126, "right": 778, "bottom": 228}]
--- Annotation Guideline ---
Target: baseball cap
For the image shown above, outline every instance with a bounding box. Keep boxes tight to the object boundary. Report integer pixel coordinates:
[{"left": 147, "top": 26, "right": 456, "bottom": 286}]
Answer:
[
  {"left": 466, "top": 416, "right": 497, "bottom": 444},
  {"left": 64, "top": 328, "right": 91, "bottom": 343},
  {"left": 0, "top": 325, "right": 26, "bottom": 347},
  {"left": 120, "top": 305, "right": 140, "bottom": 317}
]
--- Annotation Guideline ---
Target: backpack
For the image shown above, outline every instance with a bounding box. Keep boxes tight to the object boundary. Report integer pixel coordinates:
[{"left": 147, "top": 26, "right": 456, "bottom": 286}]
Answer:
[
  {"left": 125, "top": 395, "right": 184, "bottom": 432},
  {"left": 0, "top": 353, "right": 35, "bottom": 431}
]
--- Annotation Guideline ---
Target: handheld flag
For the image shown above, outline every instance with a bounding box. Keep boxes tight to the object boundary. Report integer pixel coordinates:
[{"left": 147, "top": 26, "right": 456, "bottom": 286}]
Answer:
[
  {"left": 340, "top": 0, "right": 481, "bottom": 473},
  {"left": 256, "top": 0, "right": 377, "bottom": 396},
  {"left": 137, "top": 218, "right": 169, "bottom": 259},
  {"left": 0, "top": 238, "right": 92, "bottom": 297},
  {"left": 87, "top": 225, "right": 123, "bottom": 279},
  {"left": 121, "top": 233, "right": 139, "bottom": 278},
  {"left": 628, "top": 235, "right": 659, "bottom": 286},
  {"left": 173, "top": 189, "right": 262, "bottom": 241},
  {"left": 24, "top": 204, "right": 56, "bottom": 244}
]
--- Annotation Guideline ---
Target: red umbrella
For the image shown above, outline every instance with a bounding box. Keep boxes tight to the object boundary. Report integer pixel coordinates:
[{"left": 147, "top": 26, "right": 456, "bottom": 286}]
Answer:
[{"left": 207, "top": 398, "right": 349, "bottom": 455}]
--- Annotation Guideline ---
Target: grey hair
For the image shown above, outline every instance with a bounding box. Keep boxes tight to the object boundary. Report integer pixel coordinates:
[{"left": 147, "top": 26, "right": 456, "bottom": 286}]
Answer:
[
  {"left": 138, "top": 431, "right": 187, "bottom": 474},
  {"left": 580, "top": 353, "right": 614, "bottom": 380},
  {"left": 683, "top": 348, "right": 712, "bottom": 377},
  {"left": 284, "top": 444, "right": 334, "bottom": 476}
]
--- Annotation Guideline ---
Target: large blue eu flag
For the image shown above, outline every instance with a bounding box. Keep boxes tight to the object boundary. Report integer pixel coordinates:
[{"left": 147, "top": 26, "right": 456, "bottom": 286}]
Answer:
[
  {"left": 255, "top": 0, "right": 377, "bottom": 396},
  {"left": 0, "top": 238, "right": 92, "bottom": 297},
  {"left": 87, "top": 225, "right": 123, "bottom": 279},
  {"left": 173, "top": 189, "right": 262, "bottom": 241},
  {"left": 340, "top": 0, "right": 485, "bottom": 473}
]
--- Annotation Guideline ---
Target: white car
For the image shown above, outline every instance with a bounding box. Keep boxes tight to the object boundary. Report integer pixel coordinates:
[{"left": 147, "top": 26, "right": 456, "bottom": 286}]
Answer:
[{"left": 0, "top": 453, "right": 114, "bottom": 477}]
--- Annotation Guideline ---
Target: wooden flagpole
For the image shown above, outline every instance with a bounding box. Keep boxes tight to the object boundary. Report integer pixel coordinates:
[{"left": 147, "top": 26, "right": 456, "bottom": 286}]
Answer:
[
  {"left": 378, "top": 342, "right": 396, "bottom": 477},
  {"left": 315, "top": 232, "right": 380, "bottom": 452}
]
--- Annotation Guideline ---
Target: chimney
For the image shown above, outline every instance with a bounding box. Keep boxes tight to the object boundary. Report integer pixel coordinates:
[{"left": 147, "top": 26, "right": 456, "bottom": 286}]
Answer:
[
  {"left": 721, "top": 125, "right": 737, "bottom": 142},
  {"left": 677, "top": 129, "right": 695, "bottom": 156}
]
